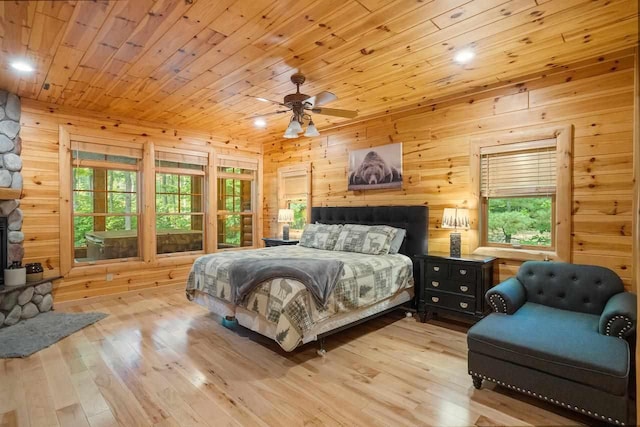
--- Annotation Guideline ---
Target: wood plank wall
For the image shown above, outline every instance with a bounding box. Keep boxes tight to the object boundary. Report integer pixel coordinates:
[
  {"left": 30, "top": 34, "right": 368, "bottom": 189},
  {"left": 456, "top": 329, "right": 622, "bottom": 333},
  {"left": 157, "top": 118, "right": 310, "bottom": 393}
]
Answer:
[
  {"left": 262, "top": 50, "right": 637, "bottom": 289},
  {"left": 19, "top": 99, "right": 262, "bottom": 302}
]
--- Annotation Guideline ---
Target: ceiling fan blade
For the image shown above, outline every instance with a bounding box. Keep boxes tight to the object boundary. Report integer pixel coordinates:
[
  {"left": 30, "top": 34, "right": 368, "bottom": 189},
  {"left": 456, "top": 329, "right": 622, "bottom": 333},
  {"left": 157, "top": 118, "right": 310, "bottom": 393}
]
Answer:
[
  {"left": 247, "top": 95, "right": 286, "bottom": 107},
  {"left": 305, "top": 91, "right": 337, "bottom": 108},
  {"left": 311, "top": 107, "right": 357, "bottom": 119},
  {"left": 246, "top": 110, "right": 290, "bottom": 119}
]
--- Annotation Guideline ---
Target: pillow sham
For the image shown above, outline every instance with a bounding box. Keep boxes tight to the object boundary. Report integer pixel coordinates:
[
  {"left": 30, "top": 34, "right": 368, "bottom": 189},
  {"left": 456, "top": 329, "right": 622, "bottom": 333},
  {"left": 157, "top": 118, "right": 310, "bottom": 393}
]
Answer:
[
  {"left": 388, "top": 228, "right": 406, "bottom": 254},
  {"left": 333, "top": 224, "right": 398, "bottom": 255},
  {"left": 298, "top": 223, "right": 343, "bottom": 250}
]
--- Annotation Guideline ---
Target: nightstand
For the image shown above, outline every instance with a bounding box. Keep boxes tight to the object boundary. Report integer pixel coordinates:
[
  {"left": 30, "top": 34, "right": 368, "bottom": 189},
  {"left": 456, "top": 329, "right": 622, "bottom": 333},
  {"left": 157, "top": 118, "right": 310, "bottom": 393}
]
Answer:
[
  {"left": 262, "top": 237, "right": 299, "bottom": 247},
  {"left": 414, "top": 252, "right": 496, "bottom": 323}
]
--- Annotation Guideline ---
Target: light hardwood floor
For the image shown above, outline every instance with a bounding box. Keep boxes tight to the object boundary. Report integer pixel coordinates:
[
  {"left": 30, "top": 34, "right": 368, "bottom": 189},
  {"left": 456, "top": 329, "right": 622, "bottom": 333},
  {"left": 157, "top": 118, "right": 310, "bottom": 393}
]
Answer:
[{"left": 0, "top": 289, "right": 596, "bottom": 427}]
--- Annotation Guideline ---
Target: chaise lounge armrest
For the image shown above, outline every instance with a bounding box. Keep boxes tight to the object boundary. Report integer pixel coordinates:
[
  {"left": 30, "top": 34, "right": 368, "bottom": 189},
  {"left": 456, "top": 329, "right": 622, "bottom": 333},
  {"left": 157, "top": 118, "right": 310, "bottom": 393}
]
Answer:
[
  {"left": 485, "top": 277, "right": 526, "bottom": 314},
  {"left": 599, "top": 292, "right": 637, "bottom": 339}
]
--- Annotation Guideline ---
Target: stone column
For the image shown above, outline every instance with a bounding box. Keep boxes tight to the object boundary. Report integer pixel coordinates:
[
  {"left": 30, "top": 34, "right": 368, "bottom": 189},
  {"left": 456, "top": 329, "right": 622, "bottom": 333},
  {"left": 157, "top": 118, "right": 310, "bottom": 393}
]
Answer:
[{"left": 0, "top": 91, "right": 24, "bottom": 264}]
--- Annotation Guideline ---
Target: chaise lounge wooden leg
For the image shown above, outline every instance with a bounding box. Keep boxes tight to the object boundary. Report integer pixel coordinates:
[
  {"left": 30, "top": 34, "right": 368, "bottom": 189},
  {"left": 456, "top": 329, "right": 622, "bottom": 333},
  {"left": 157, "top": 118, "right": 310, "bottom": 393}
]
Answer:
[{"left": 472, "top": 376, "right": 483, "bottom": 389}]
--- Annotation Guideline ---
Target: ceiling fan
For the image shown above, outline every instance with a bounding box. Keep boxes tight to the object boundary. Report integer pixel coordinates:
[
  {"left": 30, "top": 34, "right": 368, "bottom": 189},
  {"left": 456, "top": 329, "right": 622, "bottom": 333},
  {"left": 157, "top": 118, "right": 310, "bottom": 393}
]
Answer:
[{"left": 249, "top": 72, "right": 357, "bottom": 138}]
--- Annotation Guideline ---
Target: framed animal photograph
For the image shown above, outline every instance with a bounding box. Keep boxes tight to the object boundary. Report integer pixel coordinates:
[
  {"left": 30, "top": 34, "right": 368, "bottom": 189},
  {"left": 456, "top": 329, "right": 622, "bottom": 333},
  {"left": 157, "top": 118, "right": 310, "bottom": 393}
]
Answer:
[{"left": 348, "top": 142, "right": 403, "bottom": 190}]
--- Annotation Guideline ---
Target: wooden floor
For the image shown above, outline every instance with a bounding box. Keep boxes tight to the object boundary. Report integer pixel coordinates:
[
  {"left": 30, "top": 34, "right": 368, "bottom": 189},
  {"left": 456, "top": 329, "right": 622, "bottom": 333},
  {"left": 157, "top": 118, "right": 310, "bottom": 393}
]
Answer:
[{"left": 0, "top": 289, "right": 599, "bottom": 427}]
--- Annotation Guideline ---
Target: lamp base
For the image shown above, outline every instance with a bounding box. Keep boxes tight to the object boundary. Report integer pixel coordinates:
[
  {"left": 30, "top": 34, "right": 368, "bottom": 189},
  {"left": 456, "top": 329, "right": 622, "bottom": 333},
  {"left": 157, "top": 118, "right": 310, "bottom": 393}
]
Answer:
[
  {"left": 282, "top": 224, "right": 290, "bottom": 241},
  {"left": 449, "top": 232, "right": 461, "bottom": 258}
]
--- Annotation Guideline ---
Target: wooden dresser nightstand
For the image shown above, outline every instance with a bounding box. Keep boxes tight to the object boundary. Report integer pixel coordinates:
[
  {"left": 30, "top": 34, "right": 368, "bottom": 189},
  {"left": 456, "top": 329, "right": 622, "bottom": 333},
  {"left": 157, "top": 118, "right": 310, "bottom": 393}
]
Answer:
[
  {"left": 414, "top": 252, "right": 496, "bottom": 323},
  {"left": 262, "top": 237, "right": 299, "bottom": 247}
]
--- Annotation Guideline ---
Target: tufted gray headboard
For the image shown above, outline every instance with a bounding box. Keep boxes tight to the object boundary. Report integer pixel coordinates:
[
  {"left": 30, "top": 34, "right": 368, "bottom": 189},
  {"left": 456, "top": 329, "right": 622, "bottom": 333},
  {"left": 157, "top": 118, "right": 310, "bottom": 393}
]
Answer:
[
  {"left": 516, "top": 261, "right": 624, "bottom": 315},
  {"left": 310, "top": 205, "right": 428, "bottom": 258}
]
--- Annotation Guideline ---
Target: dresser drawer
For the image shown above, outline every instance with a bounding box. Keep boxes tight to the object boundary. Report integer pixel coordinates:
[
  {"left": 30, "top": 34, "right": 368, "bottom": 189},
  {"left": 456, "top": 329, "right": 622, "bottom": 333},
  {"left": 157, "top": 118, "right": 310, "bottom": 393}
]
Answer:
[
  {"left": 449, "top": 265, "right": 476, "bottom": 283},
  {"left": 425, "top": 291, "right": 475, "bottom": 315},
  {"left": 426, "top": 262, "right": 448, "bottom": 279},
  {"left": 425, "top": 279, "right": 475, "bottom": 296}
]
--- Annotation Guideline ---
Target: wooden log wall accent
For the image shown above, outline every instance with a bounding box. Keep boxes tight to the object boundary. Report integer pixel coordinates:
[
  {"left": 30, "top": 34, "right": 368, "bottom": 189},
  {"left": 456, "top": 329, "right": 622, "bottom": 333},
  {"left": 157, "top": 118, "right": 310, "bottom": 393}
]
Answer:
[
  {"left": 262, "top": 50, "right": 637, "bottom": 289},
  {"left": 19, "top": 99, "right": 262, "bottom": 302}
]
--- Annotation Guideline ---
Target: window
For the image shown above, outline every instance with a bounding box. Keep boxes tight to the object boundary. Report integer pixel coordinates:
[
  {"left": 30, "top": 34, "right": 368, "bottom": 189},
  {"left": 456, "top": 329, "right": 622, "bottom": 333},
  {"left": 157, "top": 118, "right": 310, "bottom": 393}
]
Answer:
[
  {"left": 277, "top": 164, "right": 311, "bottom": 236},
  {"left": 471, "top": 125, "right": 572, "bottom": 261},
  {"left": 481, "top": 143, "right": 555, "bottom": 249},
  {"left": 216, "top": 156, "right": 258, "bottom": 249},
  {"left": 155, "top": 151, "right": 207, "bottom": 254},
  {"left": 71, "top": 140, "right": 142, "bottom": 264},
  {"left": 60, "top": 126, "right": 260, "bottom": 275}
]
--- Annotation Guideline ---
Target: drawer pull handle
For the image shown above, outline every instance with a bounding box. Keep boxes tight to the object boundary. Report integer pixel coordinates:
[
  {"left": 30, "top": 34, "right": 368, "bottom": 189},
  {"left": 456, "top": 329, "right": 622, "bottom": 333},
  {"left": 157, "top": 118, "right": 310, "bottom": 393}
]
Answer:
[
  {"left": 459, "top": 269, "right": 467, "bottom": 275},
  {"left": 433, "top": 266, "right": 440, "bottom": 272},
  {"left": 431, "top": 281, "right": 439, "bottom": 287},
  {"left": 431, "top": 297, "right": 440, "bottom": 303},
  {"left": 459, "top": 285, "right": 469, "bottom": 292},
  {"left": 459, "top": 302, "right": 468, "bottom": 309}
]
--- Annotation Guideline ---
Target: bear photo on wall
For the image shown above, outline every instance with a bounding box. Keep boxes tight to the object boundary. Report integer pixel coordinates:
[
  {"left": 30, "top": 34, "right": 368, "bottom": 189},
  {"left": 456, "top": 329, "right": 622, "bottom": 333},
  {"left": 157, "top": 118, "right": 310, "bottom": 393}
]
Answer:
[{"left": 348, "top": 143, "right": 403, "bottom": 191}]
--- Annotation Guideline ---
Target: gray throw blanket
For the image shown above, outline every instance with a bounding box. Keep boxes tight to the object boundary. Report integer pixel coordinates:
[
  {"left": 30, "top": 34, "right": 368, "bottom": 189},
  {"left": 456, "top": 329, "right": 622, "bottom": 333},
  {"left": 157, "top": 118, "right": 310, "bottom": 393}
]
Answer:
[{"left": 228, "top": 258, "right": 344, "bottom": 308}]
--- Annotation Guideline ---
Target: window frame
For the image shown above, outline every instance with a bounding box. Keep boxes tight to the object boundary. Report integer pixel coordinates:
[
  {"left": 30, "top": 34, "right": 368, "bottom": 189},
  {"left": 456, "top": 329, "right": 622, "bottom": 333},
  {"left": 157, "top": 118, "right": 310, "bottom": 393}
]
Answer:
[
  {"left": 60, "top": 128, "right": 146, "bottom": 275},
  {"left": 215, "top": 154, "right": 259, "bottom": 250},
  {"left": 72, "top": 160, "right": 142, "bottom": 264},
  {"left": 154, "top": 148, "right": 208, "bottom": 257},
  {"left": 469, "top": 125, "right": 572, "bottom": 262},
  {"left": 277, "top": 163, "right": 311, "bottom": 237}
]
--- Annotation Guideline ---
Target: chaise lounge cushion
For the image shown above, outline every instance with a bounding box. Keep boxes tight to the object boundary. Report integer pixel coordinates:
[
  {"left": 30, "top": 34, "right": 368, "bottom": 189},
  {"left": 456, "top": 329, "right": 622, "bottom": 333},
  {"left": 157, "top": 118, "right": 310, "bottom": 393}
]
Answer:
[{"left": 468, "top": 302, "right": 630, "bottom": 396}]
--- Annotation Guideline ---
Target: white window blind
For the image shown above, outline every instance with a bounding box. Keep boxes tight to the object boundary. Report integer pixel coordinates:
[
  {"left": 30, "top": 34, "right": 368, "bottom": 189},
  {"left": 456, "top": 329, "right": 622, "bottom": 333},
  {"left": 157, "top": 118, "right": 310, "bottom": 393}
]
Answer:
[
  {"left": 480, "top": 139, "right": 557, "bottom": 198},
  {"left": 281, "top": 172, "right": 307, "bottom": 200},
  {"left": 216, "top": 155, "right": 258, "bottom": 170},
  {"left": 156, "top": 150, "right": 207, "bottom": 166},
  {"left": 71, "top": 140, "right": 143, "bottom": 159}
]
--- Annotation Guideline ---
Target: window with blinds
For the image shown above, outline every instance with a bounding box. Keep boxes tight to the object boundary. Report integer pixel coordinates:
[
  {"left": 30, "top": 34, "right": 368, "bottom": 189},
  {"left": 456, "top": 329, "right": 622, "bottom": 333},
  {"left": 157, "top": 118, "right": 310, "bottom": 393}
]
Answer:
[
  {"left": 71, "top": 139, "right": 142, "bottom": 263},
  {"left": 480, "top": 139, "right": 557, "bottom": 249},
  {"left": 155, "top": 150, "right": 207, "bottom": 255},
  {"left": 278, "top": 165, "right": 310, "bottom": 232},
  {"left": 216, "top": 155, "right": 258, "bottom": 249}
]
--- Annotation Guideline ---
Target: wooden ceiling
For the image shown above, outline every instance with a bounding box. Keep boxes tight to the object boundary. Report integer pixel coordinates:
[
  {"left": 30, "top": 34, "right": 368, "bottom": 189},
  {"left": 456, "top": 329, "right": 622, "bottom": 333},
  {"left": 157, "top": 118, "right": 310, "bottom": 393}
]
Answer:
[{"left": 0, "top": 0, "right": 637, "bottom": 139}]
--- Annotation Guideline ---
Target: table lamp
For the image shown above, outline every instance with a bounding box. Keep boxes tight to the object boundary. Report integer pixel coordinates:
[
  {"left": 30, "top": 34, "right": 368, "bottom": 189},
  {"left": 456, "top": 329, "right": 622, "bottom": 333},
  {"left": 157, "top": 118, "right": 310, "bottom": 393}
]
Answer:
[
  {"left": 441, "top": 207, "right": 470, "bottom": 257},
  {"left": 278, "top": 208, "right": 294, "bottom": 240}
]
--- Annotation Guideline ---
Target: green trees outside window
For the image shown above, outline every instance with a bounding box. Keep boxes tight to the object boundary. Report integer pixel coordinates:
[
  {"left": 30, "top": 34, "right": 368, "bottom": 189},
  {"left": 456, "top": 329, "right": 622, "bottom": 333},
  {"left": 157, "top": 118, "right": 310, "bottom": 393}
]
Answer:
[
  {"left": 487, "top": 197, "right": 552, "bottom": 247},
  {"left": 288, "top": 200, "right": 307, "bottom": 230}
]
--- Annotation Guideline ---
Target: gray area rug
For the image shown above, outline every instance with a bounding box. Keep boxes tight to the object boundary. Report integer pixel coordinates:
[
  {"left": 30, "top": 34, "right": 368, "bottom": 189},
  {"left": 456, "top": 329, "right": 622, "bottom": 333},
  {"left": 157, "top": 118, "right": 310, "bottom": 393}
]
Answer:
[{"left": 0, "top": 311, "right": 108, "bottom": 358}]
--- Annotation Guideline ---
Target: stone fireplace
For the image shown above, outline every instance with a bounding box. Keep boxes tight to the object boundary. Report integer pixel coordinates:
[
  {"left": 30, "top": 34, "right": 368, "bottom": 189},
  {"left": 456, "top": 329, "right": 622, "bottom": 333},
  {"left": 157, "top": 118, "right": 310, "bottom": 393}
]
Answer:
[{"left": 0, "top": 90, "right": 54, "bottom": 327}]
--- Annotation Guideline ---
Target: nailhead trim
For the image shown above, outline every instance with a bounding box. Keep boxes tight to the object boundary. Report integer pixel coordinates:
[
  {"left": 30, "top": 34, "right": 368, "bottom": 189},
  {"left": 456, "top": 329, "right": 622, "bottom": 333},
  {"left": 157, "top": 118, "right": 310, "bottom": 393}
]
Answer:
[
  {"left": 488, "top": 294, "right": 507, "bottom": 313},
  {"left": 605, "top": 315, "right": 633, "bottom": 338},
  {"left": 468, "top": 371, "right": 624, "bottom": 425}
]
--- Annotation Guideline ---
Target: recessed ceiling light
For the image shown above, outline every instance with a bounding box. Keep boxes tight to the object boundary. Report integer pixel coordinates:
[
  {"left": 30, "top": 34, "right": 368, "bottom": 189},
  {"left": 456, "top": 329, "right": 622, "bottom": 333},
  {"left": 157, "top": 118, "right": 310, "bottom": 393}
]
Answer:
[
  {"left": 454, "top": 49, "right": 475, "bottom": 64},
  {"left": 10, "top": 60, "right": 34, "bottom": 73},
  {"left": 255, "top": 97, "right": 269, "bottom": 103},
  {"left": 254, "top": 118, "right": 267, "bottom": 128}
]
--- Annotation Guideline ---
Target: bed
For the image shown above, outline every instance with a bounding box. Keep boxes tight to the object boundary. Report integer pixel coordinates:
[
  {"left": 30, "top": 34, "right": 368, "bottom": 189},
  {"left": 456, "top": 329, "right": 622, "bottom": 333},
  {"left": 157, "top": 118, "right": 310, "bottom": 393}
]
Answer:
[{"left": 185, "top": 206, "right": 428, "bottom": 351}]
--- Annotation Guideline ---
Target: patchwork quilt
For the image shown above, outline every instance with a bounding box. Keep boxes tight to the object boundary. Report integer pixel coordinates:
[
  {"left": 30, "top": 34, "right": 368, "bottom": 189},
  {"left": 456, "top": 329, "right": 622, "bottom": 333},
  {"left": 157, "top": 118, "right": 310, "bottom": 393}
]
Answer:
[{"left": 186, "top": 245, "right": 413, "bottom": 351}]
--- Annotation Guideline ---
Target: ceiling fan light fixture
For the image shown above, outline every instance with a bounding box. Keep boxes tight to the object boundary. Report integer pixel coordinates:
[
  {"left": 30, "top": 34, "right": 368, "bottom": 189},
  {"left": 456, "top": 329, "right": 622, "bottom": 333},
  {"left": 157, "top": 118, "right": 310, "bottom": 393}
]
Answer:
[
  {"left": 303, "top": 120, "right": 320, "bottom": 137},
  {"left": 287, "top": 119, "right": 303, "bottom": 134},
  {"left": 283, "top": 127, "right": 299, "bottom": 139}
]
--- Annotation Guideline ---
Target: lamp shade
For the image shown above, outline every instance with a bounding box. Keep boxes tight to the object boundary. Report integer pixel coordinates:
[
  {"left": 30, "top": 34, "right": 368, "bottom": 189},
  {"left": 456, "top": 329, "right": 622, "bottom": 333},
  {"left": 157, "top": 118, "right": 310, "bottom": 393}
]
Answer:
[
  {"left": 304, "top": 121, "right": 320, "bottom": 137},
  {"left": 287, "top": 119, "right": 303, "bottom": 134},
  {"left": 283, "top": 127, "right": 299, "bottom": 138},
  {"left": 442, "top": 208, "right": 470, "bottom": 230},
  {"left": 277, "top": 208, "right": 294, "bottom": 223}
]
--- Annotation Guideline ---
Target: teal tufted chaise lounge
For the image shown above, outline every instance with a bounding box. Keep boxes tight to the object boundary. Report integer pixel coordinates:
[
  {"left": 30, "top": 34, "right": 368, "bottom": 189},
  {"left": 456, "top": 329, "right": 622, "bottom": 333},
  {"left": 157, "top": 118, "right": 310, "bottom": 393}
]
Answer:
[{"left": 467, "top": 261, "right": 636, "bottom": 426}]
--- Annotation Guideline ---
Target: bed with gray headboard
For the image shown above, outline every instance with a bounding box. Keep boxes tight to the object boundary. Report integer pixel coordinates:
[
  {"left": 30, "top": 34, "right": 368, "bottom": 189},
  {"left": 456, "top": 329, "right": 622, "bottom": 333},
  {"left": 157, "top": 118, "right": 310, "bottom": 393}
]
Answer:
[{"left": 186, "top": 205, "right": 428, "bottom": 352}]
